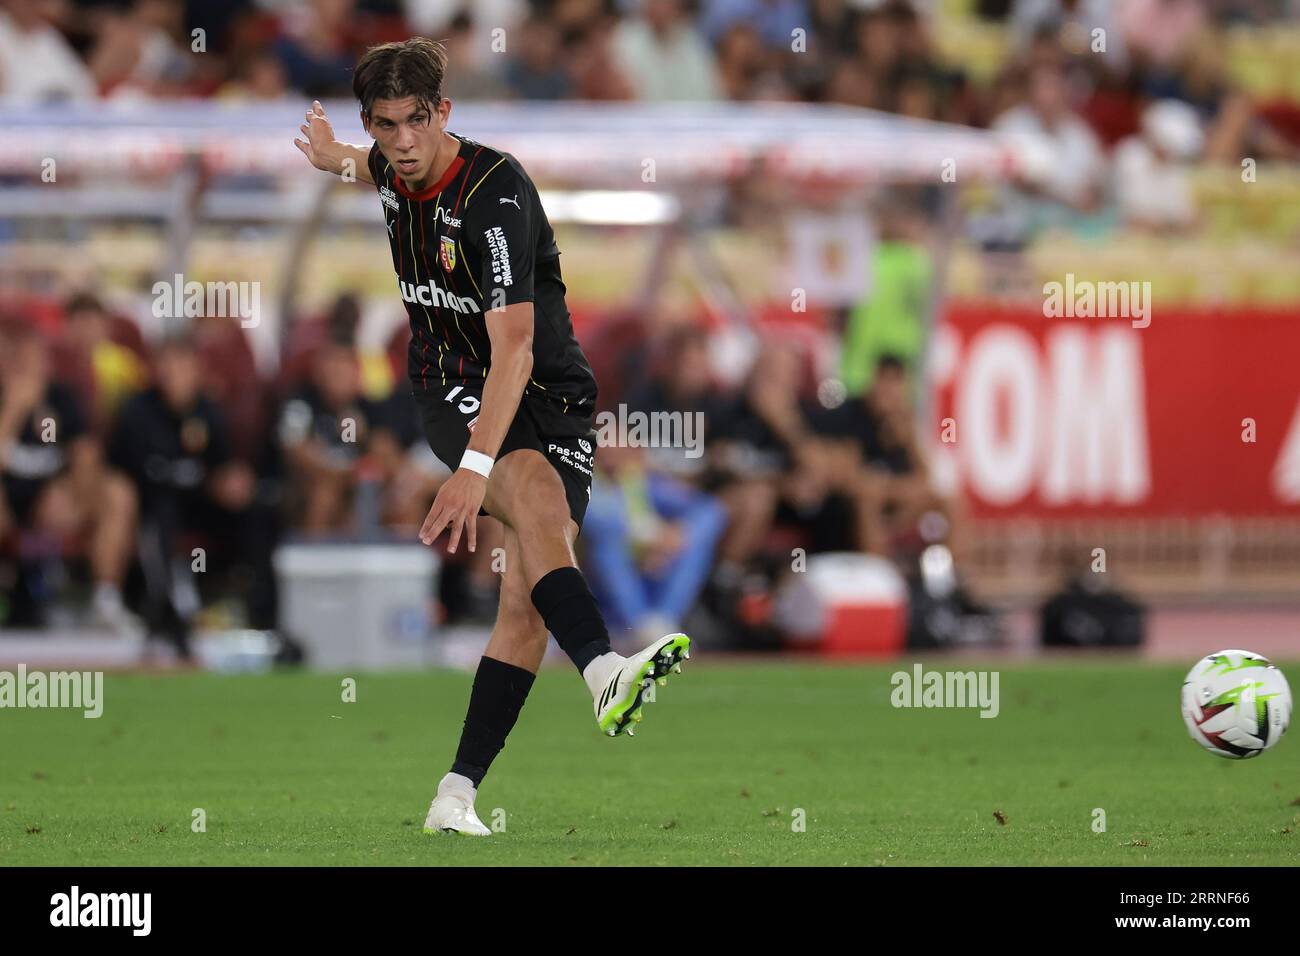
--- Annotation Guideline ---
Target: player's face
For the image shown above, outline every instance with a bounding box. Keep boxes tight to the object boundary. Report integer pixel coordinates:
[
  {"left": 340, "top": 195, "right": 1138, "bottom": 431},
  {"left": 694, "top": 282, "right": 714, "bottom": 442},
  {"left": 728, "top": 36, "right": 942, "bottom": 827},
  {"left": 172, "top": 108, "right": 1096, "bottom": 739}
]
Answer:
[{"left": 364, "top": 95, "right": 450, "bottom": 188}]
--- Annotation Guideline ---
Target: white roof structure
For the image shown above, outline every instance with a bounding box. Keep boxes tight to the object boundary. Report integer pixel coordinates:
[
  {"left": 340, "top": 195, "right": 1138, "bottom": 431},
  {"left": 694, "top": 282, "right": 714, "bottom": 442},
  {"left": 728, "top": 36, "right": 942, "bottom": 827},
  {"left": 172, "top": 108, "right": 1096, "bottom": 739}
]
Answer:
[{"left": 0, "top": 100, "right": 1022, "bottom": 185}]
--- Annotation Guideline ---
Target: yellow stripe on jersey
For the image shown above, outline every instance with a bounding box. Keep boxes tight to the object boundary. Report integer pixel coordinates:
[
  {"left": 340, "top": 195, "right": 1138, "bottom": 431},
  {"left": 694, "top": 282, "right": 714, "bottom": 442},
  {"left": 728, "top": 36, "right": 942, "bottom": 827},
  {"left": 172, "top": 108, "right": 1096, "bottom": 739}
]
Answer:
[
  {"left": 459, "top": 239, "right": 482, "bottom": 300},
  {"left": 451, "top": 304, "right": 478, "bottom": 361},
  {"left": 406, "top": 197, "right": 436, "bottom": 338},
  {"left": 464, "top": 157, "right": 507, "bottom": 207},
  {"left": 432, "top": 193, "right": 480, "bottom": 363}
]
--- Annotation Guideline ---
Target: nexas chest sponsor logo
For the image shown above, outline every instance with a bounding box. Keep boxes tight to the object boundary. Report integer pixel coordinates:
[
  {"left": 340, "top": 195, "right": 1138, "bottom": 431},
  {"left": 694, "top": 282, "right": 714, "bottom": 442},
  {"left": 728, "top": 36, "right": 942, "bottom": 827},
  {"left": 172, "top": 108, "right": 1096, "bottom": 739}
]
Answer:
[
  {"left": 398, "top": 278, "right": 480, "bottom": 314},
  {"left": 434, "top": 207, "right": 462, "bottom": 229},
  {"left": 380, "top": 186, "right": 399, "bottom": 212}
]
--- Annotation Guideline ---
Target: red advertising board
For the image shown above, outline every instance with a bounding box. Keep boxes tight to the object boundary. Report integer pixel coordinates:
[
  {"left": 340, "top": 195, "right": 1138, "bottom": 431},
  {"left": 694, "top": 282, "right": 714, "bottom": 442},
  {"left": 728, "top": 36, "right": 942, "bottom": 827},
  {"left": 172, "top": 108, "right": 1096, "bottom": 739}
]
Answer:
[{"left": 930, "top": 303, "right": 1300, "bottom": 518}]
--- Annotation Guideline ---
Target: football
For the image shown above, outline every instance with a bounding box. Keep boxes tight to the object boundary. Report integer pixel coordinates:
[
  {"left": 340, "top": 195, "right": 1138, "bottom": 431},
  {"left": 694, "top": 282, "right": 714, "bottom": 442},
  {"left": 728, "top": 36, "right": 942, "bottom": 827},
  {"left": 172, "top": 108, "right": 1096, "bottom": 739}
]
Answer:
[{"left": 1181, "top": 650, "right": 1293, "bottom": 758}]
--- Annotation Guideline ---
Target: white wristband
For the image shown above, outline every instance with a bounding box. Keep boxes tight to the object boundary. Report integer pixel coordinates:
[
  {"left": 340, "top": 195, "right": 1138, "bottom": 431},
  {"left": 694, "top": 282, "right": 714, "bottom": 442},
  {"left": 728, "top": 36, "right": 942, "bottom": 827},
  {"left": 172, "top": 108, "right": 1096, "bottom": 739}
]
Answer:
[{"left": 459, "top": 449, "right": 494, "bottom": 478}]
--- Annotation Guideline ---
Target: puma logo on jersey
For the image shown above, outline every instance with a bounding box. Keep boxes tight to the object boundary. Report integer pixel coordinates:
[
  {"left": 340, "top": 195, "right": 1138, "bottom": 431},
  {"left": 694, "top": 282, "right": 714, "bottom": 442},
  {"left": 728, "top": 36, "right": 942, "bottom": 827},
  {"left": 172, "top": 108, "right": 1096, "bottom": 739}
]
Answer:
[{"left": 498, "top": 195, "right": 520, "bottom": 209}]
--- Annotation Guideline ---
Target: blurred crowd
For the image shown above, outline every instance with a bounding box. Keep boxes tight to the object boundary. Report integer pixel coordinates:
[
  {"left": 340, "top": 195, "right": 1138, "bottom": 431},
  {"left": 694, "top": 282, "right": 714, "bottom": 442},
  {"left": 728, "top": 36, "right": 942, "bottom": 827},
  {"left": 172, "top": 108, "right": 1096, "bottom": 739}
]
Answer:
[
  {"left": 4, "top": 0, "right": 1300, "bottom": 237},
  {"left": 0, "top": 281, "right": 959, "bottom": 652},
  {"left": 584, "top": 323, "right": 960, "bottom": 647},
  {"left": 3, "top": 1, "right": 1299, "bottom": 650},
  {"left": 0, "top": 292, "right": 431, "bottom": 652}
]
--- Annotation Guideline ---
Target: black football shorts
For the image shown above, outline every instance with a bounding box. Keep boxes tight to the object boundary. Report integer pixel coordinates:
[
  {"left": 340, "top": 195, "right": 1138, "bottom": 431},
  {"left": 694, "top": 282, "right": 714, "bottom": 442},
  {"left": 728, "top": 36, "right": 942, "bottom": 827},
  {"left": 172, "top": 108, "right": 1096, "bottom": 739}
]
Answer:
[{"left": 413, "top": 380, "right": 595, "bottom": 529}]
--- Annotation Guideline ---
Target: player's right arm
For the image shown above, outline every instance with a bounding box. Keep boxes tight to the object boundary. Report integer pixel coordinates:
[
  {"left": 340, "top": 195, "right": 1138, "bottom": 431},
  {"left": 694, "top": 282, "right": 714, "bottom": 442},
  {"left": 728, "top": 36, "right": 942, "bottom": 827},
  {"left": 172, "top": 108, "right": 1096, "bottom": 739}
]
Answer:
[{"left": 293, "top": 100, "right": 374, "bottom": 185}]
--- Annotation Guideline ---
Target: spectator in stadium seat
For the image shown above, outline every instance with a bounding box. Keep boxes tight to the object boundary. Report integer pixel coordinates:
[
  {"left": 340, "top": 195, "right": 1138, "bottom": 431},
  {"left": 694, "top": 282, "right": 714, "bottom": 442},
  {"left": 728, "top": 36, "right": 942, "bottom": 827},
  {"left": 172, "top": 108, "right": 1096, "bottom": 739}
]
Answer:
[
  {"left": 110, "top": 332, "right": 276, "bottom": 653},
  {"left": 613, "top": 0, "right": 720, "bottom": 101},
  {"left": 218, "top": 47, "right": 291, "bottom": 101},
  {"left": 402, "top": 0, "right": 525, "bottom": 60},
  {"left": 1118, "top": 0, "right": 1204, "bottom": 70},
  {"left": 58, "top": 292, "right": 149, "bottom": 432},
  {"left": 503, "top": 14, "right": 572, "bottom": 100},
  {"left": 992, "top": 61, "right": 1107, "bottom": 233},
  {"left": 808, "top": 0, "right": 856, "bottom": 57},
  {"left": 566, "top": 13, "right": 636, "bottom": 101},
  {"left": 623, "top": 323, "right": 723, "bottom": 485},
  {"left": 583, "top": 443, "right": 727, "bottom": 642},
  {"left": 812, "top": 354, "right": 960, "bottom": 557},
  {"left": 366, "top": 379, "right": 452, "bottom": 531},
  {"left": 701, "top": 0, "right": 811, "bottom": 50},
  {"left": 276, "top": 335, "right": 402, "bottom": 534},
  {"left": 0, "top": 0, "right": 97, "bottom": 102},
  {"left": 0, "top": 325, "right": 140, "bottom": 633},
  {"left": 853, "top": 6, "right": 904, "bottom": 91},
  {"left": 706, "top": 342, "right": 817, "bottom": 572},
  {"left": 271, "top": 0, "right": 358, "bottom": 98},
  {"left": 889, "top": 62, "right": 942, "bottom": 120},
  {"left": 1140, "top": 33, "right": 1252, "bottom": 165},
  {"left": 823, "top": 59, "right": 879, "bottom": 109},
  {"left": 713, "top": 21, "right": 769, "bottom": 100},
  {"left": 1113, "top": 99, "right": 1203, "bottom": 232},
  {"left": 1011, "top": 0, "right": 1128, "bottom": 70},
  {"left": 86, "top": 0, "right": 197, "bottom": 99},
  {"left": 439, "top": 11, "right": 511, "bottom": 101}
]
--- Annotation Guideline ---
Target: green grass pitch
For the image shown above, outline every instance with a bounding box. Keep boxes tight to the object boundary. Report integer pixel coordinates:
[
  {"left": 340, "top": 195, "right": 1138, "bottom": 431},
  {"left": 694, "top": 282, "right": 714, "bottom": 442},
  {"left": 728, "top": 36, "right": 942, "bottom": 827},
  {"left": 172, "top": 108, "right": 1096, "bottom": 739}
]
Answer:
[{"left": 2, "top": 660, "right": 1297, "bottom": 866}]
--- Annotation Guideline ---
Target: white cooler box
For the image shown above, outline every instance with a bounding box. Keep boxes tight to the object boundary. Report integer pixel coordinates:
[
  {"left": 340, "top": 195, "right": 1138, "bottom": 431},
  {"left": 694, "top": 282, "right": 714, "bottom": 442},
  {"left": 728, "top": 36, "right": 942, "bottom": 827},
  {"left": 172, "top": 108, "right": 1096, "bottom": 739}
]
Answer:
[{"left": 274, "top": 544, "right": 440, "bottom": 670}]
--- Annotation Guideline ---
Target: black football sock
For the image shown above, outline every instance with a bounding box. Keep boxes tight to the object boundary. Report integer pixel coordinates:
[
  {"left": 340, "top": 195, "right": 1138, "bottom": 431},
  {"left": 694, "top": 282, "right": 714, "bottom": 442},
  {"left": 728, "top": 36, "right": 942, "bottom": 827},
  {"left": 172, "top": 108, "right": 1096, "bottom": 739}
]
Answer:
[
  {"left": 530, "top": 566, "right": 613, "bottom": 674},
  {"left": 449, "top": 655, "right": 536, "bottom": 788}
]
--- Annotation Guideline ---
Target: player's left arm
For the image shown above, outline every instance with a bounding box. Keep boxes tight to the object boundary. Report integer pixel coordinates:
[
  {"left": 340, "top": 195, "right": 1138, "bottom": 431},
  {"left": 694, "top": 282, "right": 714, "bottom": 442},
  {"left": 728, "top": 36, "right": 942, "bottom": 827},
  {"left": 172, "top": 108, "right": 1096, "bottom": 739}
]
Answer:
[
  {"left": 417, "top": 304, "right": 533, "bottom": 555},
  {"left": 418, "top": 163, "right": 540, "bottom": 554},
  {"left": 470, "top": 303, "right": 534, "bottom": 464}
]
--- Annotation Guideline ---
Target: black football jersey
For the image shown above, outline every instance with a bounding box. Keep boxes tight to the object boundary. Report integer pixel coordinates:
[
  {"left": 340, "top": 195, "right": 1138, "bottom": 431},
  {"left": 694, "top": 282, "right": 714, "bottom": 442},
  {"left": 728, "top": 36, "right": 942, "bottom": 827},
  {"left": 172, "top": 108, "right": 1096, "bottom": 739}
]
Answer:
[{"left": 368, "top": 134, "right": 597, "bottom": 432}]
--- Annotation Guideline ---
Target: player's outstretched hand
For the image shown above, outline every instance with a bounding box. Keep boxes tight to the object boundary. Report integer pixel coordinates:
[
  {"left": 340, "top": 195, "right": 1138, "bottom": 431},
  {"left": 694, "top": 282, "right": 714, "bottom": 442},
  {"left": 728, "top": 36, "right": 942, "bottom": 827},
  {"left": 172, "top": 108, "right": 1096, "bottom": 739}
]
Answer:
[
  {"left": 293, "top": 100, "right": 337, "bottom": 172},
  {"left": 419, "top": 468, "right": 487, "bottom": 554}
]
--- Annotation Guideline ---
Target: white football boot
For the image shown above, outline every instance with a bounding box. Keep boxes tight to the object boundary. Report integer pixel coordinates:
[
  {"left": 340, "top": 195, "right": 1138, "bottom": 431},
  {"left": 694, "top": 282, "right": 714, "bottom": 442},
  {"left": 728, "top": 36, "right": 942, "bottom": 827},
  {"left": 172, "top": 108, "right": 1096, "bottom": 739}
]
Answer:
[
  {"left": 586, "top": 633, "right": 691, "bottom": 738},
  {"left": 423, "top": 773, "right": 491, "bottom": 837}
]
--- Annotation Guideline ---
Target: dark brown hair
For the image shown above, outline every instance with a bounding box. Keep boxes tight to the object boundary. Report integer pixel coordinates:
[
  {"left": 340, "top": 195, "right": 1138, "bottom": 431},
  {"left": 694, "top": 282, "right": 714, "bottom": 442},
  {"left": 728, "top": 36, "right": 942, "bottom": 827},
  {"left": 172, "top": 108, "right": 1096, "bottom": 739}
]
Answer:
[{"left": 352, "top": 37, "right": 448, "bottom": 118}]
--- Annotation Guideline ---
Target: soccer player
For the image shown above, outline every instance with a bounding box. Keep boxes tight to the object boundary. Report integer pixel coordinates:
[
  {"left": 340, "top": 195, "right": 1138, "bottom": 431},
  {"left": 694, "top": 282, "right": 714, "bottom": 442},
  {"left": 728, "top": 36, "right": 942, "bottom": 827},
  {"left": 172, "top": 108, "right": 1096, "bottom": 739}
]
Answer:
[{"left": 293, "top": 37, "right": 691, "bottom": 836}]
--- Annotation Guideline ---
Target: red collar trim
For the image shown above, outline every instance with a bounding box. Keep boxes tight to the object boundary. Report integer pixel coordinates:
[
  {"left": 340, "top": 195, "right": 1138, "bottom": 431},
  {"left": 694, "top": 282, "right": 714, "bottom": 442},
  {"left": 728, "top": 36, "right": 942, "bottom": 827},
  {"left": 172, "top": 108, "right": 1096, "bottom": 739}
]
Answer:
[{"left": 393, "top": 154, "right": 465, "bottom": 202}]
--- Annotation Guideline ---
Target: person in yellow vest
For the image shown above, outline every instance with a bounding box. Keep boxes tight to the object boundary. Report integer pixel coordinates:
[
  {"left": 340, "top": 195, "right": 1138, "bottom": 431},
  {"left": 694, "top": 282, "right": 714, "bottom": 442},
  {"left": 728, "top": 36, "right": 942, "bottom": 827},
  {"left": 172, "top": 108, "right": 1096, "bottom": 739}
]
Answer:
[{"left": 61, "top": 292, "right": 149, "bottom": 428}]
